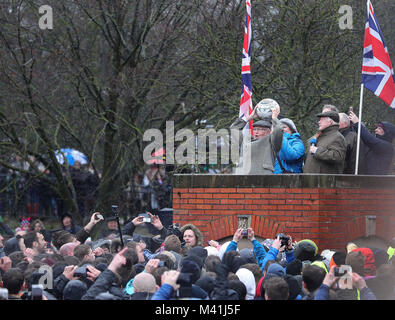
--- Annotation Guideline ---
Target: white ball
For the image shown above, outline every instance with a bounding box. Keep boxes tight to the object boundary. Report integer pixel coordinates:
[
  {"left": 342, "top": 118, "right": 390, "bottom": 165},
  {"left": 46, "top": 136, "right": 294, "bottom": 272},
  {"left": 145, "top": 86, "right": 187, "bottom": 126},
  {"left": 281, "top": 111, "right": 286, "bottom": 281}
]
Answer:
[{"left": 256, "top": 99, "right": 279, "bottom": 119}]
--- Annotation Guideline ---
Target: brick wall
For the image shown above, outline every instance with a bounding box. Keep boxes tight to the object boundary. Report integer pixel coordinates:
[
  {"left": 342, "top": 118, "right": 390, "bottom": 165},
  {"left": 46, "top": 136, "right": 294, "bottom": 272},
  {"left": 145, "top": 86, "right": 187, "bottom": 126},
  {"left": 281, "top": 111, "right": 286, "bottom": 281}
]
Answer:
[{"left": 172, "top": 174, "right": 395, "bottom": 250}]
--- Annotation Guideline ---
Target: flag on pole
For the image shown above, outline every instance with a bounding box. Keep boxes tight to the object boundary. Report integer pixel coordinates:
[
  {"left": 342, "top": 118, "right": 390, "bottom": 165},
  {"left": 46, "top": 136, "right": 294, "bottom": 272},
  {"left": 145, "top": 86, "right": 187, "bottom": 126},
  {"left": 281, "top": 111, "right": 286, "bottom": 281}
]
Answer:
[
  {"left": 362, "top": 0, "right": 395, "bottom": 108},
  {"left": 239, "top": 0, "right": 253, "bottom": 132}
]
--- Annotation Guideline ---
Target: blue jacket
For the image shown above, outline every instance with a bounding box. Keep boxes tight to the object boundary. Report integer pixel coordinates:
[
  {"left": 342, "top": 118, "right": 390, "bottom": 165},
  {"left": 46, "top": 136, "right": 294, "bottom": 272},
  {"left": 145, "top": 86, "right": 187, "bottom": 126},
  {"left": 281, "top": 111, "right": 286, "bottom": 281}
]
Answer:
[
  {"left": 274, "top": 132, "right": 305, "bottom": 174},
  {"left": 225, "top": 240, "right": 294, "bottom": 275}
]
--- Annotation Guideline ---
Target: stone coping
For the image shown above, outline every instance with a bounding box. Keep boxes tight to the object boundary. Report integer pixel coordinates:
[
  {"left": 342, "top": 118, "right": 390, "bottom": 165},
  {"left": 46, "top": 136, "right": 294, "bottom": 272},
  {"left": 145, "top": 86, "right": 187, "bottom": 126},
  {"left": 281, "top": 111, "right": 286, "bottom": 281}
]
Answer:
[{"left": 173, "top": 174, "right": 395, "bottom": 189}]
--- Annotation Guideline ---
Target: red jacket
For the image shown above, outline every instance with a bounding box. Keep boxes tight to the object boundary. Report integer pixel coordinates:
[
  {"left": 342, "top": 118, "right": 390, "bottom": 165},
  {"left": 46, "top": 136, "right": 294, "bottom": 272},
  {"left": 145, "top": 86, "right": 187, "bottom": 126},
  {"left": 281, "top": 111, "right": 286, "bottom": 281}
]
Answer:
[{"left": 352, "top": 248, "right": 376, "bottom": 277}]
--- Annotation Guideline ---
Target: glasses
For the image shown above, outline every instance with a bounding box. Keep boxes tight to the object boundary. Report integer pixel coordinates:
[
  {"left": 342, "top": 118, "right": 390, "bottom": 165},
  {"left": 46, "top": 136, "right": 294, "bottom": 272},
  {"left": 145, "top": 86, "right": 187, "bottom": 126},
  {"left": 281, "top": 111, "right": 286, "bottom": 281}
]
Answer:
[{"left": 253, "top": 127, "right": 270, "bottom": 132}]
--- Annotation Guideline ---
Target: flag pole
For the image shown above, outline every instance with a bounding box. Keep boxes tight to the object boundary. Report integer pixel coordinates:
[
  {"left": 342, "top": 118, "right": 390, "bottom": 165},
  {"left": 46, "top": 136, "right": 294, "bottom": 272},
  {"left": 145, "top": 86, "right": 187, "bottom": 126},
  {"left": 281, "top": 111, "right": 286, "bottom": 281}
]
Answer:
[{"left": 355, "top": 83, "right": 364, "bottom": 175}]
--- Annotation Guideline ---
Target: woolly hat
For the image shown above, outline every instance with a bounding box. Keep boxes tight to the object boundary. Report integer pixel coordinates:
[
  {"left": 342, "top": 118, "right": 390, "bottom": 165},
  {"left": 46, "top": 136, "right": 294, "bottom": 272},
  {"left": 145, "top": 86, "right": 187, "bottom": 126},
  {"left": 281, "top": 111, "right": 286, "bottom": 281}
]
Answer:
[
  {"left": 286, "top": 259, "right": 303, "bottom": 276},
  {"left": 63, "top": 280, "right": 87, "bottom": 300},
  {"left": 223, "top": 254, "right": 248, "bottom": 274},
  {"left": 182, "top": 254, "right": 204, "bottom": 270},
  {"left": 283, "top": 274, "right": 302, "bottom": 300},
  {"left": 187, "top": 246, "right": 208, "bottom": 262},
  {"left": 20, "top": 217, "right": 31, "bottom": 231},
  {"left": 267, "top": 263, "right": 285, "bottom": 277},
  {"left": 239, "top": 248, "right": 256, "bottom": 264},
  {"left": 179, "top": 259, "right": 201, "bottom": 285},
  {"left": 331, "top": 251, "right": 347, "bottom": 267},
  {"left": 294, "top": 239, "right": 318, "bottom": 262}
]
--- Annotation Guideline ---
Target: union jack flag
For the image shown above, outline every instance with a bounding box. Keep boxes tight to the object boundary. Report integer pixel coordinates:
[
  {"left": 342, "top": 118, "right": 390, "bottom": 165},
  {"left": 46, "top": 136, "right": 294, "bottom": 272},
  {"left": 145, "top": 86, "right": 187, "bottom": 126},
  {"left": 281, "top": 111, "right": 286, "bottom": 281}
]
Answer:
[
  {"left": 239, "top": 0, "right": 253, "bottom": 131},
  {"left": 362, "top": 0, "right": 395, "bottom": 108}
]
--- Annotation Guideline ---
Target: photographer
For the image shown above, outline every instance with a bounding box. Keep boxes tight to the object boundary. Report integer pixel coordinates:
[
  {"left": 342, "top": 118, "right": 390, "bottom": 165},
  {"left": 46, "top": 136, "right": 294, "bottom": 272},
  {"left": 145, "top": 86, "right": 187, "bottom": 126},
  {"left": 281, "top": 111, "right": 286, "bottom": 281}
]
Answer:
[
  {"left": 225, "top": 228, "right": 295, "bottom": 275},
  {"left": 315, "top": 266, "right": 376, "bottom": 300}
]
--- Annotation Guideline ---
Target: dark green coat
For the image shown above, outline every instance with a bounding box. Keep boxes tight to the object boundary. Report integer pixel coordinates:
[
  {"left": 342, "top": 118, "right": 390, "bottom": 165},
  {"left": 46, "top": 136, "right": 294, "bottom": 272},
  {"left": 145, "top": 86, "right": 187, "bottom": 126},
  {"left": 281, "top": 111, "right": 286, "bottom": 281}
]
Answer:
[{"left": 303, "top": 125, "right": 347, "bottom": 174}]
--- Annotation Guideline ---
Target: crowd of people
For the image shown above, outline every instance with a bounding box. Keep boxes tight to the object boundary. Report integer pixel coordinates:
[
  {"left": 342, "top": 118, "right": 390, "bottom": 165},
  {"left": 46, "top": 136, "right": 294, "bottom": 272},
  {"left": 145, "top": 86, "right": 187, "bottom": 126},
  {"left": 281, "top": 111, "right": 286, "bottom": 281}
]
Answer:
[
  {"left": 0, "top": 210, "right": 394, "bottom": 300},
  {"left": 0, "top": 99, "right": 394, "bottom": 302},
  {"left": 0, "top": 160, "right": 172, "bottom": 221},
  {"left": 231, "top": 100, "right": 395, "bottom": 175}
]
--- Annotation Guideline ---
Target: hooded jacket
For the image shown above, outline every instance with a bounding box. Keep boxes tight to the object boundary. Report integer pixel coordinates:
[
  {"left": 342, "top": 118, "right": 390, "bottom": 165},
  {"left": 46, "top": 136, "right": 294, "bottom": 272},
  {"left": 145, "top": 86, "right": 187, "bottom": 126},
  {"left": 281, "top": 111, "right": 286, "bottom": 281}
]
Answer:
[
  {"left": 274, "top": 132, "right": 305, "bottom": 174},
  {"left": 235, "top": 268, "right": 256, "bottom": 300},
  {"left": 304, "top": 124, "right": 347, "bottom": 174},
  {"left": 180, "top": 224, "right": 204, "bottom": 248},
  {"left": 353, "top": 122, "right": 394, "bottom": 175},
  {"left": 352, "top": 248, "right": 376, "bottom": 277}
]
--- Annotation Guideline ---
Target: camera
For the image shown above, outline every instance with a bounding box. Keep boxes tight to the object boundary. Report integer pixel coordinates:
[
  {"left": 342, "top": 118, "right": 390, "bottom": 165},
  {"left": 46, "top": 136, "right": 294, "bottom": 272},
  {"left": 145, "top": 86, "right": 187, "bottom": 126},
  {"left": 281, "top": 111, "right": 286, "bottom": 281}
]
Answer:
[
  {"left": 31, "top": 284, "right": 43, "bottom": 300},
  {"left": 241, "top": 229, "right": 248, "bottom": 237},
  {"left": 95, "top": 213, "right": 104, "bottom": 221},
  {"left": 277, "top": 233, "right": 290, "bottom": 247},
  {"left": 74, "top": 265, "right": 88, "bottom": 279},
  {"left": 139, "top": 213, "right": 151, "bottom": 223},
  {"left": 334, "top": 266, "right": 349, "bottom": 277},
  {"left": 158, "top": 261, "right": 165, "bottom": 267}
]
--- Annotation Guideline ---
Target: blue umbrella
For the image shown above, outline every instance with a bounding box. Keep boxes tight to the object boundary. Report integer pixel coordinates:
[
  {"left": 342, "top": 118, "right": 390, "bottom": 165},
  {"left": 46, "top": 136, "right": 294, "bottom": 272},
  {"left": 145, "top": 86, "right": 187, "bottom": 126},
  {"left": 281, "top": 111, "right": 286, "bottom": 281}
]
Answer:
[{"left": 55, "top": 148, "right": 88, "bottom": 166}]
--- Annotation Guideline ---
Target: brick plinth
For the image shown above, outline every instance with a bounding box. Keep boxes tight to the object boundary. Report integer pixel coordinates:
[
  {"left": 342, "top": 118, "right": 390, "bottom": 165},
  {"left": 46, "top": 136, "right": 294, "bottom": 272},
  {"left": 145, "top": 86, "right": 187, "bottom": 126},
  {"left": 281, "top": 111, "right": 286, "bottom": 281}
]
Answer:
[{"left": 173, "top": 174, "right": 395, "bottom": 250}]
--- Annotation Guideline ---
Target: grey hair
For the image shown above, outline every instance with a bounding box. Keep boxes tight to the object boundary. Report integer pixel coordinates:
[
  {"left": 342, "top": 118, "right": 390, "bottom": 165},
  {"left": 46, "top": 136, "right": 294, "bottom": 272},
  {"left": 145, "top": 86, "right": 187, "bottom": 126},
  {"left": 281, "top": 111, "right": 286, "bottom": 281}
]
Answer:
[
  {"left": 339, "top": 113, "right": 350, "bottom": 126},
  {"left": 322, "top": 104, "right": 339, "bottom": 113}
]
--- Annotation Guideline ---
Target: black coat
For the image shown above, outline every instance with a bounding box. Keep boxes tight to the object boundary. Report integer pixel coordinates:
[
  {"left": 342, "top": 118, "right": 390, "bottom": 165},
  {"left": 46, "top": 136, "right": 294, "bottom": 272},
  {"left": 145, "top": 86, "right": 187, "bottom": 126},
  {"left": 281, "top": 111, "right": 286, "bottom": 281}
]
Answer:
[{"left": 354, "top": 122, "right": 394, "bottom": 175}]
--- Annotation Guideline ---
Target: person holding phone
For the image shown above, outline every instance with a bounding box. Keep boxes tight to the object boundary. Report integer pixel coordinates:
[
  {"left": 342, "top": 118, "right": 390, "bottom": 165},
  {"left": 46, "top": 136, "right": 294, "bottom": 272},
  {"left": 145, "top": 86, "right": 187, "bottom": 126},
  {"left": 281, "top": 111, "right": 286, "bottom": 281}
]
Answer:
[{"left": 349, "top": 110, "right": 395, "bottom": 175}]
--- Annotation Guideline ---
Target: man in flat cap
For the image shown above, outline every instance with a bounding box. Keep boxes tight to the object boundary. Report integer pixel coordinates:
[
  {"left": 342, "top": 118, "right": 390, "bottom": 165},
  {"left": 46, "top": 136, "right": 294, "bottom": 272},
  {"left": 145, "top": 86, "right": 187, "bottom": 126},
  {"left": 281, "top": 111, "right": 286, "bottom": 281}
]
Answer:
[
  {"left": 230, "top": 99, "right": 283, "bottom": 174},
  {"left": 303, "top": 108, "right": 347, "bottom": 174}
]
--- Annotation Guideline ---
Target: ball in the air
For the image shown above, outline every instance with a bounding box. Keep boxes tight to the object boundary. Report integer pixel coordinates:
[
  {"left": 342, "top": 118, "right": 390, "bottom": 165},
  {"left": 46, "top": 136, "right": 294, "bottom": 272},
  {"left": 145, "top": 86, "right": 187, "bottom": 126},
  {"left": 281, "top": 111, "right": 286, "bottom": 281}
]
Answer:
[{"left": 255, "top": 98, "right": 279, "bottom": 119}]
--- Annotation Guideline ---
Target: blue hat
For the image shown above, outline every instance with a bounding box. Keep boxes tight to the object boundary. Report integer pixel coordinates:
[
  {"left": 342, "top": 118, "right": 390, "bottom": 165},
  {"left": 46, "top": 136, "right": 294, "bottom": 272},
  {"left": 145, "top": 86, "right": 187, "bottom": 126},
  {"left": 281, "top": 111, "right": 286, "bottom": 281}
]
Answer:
[{"left": 267, "top": 263, "right": 285, "bottom": 277}]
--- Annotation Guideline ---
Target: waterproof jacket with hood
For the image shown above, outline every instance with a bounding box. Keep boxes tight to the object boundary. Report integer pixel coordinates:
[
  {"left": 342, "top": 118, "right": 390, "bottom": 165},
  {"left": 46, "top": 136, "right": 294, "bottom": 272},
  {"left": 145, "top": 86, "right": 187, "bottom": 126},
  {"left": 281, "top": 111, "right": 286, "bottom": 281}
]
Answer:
[
  {"left": 352, "top": 248, "right": 376, "bottom": 277},
  {"left": 274, "top": 132, "right": 305, "bottom": 173},
  {"left": 303, "top": 124, "right": 347, "bottom": 174},
  {"left": 180, "top": 224, "right": 204, "bottom": 248},
  {"left": 353, "top": 121, "right": 394, "bottom": 175}
]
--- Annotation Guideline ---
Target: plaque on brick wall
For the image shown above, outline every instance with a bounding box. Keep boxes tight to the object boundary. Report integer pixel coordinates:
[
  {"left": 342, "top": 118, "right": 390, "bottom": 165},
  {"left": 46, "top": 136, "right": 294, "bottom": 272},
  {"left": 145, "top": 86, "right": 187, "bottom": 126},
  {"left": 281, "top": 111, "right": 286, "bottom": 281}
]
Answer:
[{"left": 237, "top": 215, "right": 251, "bottom": 229}]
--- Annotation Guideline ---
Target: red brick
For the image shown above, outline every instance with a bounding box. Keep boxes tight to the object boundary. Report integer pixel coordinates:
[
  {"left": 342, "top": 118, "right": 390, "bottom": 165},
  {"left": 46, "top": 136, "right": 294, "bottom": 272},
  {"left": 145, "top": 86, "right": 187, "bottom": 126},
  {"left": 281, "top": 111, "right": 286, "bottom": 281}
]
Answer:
[
  {"left": 213, "top": 193, "right": 228, "bottom": 198},
  {"left": 196, "top": 204, "right": 212, "bottom": 210},
  {"left": 245, "top": 193, "right": 262, "bottom": 199},
  {"left": 237, "top": 188, "right": 253, "bottom": 193},
  {"left": 228, "top": 193, "right": 245, "bottom": 199},
  {"left": 295, "top": 194, "right": 311, "bottom": 199},
  {"left": 196, "top": 193, "right": 213, "bottom": 199},
  {"left": 261, "top": 194, "right": 278, "bottom": 199},
  {"left": 181, "top": 193, "right": 196, "bottom": 199}
]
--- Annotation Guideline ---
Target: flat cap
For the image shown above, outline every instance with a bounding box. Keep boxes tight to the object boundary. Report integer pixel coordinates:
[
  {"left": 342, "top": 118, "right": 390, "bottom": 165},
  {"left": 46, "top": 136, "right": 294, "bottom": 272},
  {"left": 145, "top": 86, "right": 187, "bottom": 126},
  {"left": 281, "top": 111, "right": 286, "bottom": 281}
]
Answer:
[
  {"left": 252, "top": 120, "right": 271, "bottom": 128},
  {"left": 316, "top": 111, "right": 339, "bottom": 123}
]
